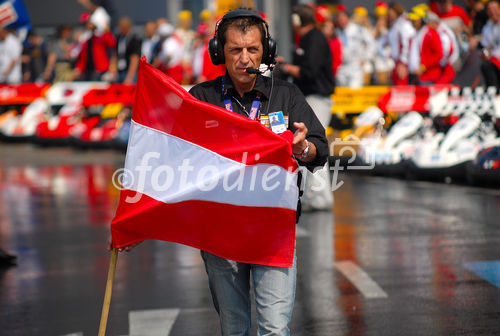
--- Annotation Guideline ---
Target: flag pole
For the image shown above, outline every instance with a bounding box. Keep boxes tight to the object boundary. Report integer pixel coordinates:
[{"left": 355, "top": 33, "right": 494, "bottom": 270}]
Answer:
[{"left": 98, "top": 248, "right": 118, "bottom": 336}]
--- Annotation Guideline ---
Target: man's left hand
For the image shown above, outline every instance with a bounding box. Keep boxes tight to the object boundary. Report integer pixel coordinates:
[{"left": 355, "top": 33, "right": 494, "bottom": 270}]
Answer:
[
  {"left": 292, "top": 122, "right": 316, "bottom": 162},
  {"left": 292, "top": 122, "right": 308, "bottom": 155}
]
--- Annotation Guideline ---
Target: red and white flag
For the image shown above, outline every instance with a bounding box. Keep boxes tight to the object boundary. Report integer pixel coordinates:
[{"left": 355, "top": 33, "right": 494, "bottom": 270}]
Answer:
[{"left": 110, "top": 58, "right": 299, "bottom": 267}]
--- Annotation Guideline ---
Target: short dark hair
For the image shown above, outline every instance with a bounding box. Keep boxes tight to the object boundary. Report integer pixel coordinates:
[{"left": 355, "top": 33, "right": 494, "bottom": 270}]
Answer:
[
  {"left": 217, "top": 14, "right": 266, "bottom": 48},
  {"left": 292, "top": 4, "right": 316, "bottom": 26},
  {"left": 389, "top": 2, "right": 405, "bottom": 17}
]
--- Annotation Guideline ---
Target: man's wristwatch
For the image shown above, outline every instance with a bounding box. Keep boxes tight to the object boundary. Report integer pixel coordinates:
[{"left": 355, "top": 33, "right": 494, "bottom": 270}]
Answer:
[{"left": 299, "top": 139, "right": 310, "bottom": 160}]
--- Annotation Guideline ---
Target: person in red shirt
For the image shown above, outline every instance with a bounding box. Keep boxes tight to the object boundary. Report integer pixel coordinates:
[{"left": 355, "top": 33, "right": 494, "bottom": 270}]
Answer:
[
  {"left": 316, "top": 6, "right": 342, "bottom": 78},
  {"left": 417, "top": 12, "right": 445, "bottom": 84},
  {"left": 323, "top": 20, "right": 342, "bottom": 78},
  {"left": 431, "top": 0, "right": 472, "bottom": 27},
  {"left": 193, "top": 22, "right": 226, "bottom": 83},
  {"left": 73, "top": 13, "right": 116, "bottom": 81},
  {"left": 430, "top": 0, "right": 476, "bottom": 59}
]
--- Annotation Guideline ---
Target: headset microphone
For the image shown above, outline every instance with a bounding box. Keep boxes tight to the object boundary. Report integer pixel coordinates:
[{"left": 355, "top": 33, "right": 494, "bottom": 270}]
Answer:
[{"left": 245, "top": 67, "right": 262, "bottom": 74}]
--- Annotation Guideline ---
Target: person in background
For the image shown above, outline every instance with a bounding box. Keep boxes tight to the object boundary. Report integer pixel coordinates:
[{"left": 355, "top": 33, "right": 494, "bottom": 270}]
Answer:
[
  {"left": 199, "top": 8, "right": 214, "bottom": 26},
  {"left": 192, "top": 22, "right": 225, "bottom": 83},
  {"left": 77, "top": 0, "right": 116, "bottom": 29},
  {"left": 156, "top": 17, "right": 169, "bottom": 28},
  {"left": 436, "top": 14, "right": 460, "bottom": 83},
  {"left": 175, "top": 10, "right": 195, "bottom": 84},
  {"left": 385, "top": 2, "right": 416, "bottom": 85},
  {"left": 352, "top": 6, "right": 377, "bottom": 85},
  {"left": 334, "top": 5, "right": 375, "bottom": 88},
  {"left": 373, "top": 1, "right": 394, "bottom": 84},
  {"left": 141, "top": 21, "right": 158, "bottom": 63},
  {"left": 192, "top": 10, "right": 214, "bottom": 82},
  {"left": 417, "top": 2, "right": 460, "bottom": 83},
  {"left": 49, "top": 25, "right": 74, "bottom": 82},
  {"left": 153, "top": 23, "right": 184, "bottom": 84},
  {"left": 73, "top": 12, "right": 116, "bottom": 81},
  {"left": 191, "top": 22, "right": 206, "bottom": 82},
  {"left": 110, "top": 16, "right": 141, "bottom": 84},
  {"left": 279, "top": 4, "right": 334, "bottom": 211},
  {"left": 373, "top": 2, "right": 390, "bottom": 41},
  {"left": 0, "top": 26, "right": 22, "bottom": 84},
  {"left": 431, "top": 0, "right": 475, "bottom": 70},
  {"left": 431, "top": 0, "right": 473, "bottom": 30},
  {"left": 466, "top": 0, "right": 490, "bottom": 35},
  {"left": 479, "top": 0, "right": 500, "bottom": 88},
  {"left": 151, "top": 23, "right": 169, "bottom": 71},
  {"left": 410, "top": 10, "right": 444, "bottom": 84},
  {"left": 409, "top": 5, "right": 428, "bottom": 84},
  {"left": 318, "top": 13, "right": 342, "bottom": 81},
  {"left": 22, "top": 30, "right": 53, "bottom": 82},
  {"left": 68, "top": 13, "right": 91, "bottom": 66}
]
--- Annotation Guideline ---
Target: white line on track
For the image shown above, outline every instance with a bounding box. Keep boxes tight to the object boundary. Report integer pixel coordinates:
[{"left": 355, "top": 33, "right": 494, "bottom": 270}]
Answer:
[
  {"left": 335, "top": 260, "right": 388, "bottom": 299},
  {"left": 129, "top": 308, "right": 180, "bottom": 336}
]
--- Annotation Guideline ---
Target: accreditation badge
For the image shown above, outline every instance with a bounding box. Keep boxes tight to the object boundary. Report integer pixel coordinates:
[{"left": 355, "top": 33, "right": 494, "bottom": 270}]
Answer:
[
  {"left": 267, "top": 111, "right": 287, "bottom": 134},
  {"left": 260, "top": 112, "right": 289, "bottom": 131}
]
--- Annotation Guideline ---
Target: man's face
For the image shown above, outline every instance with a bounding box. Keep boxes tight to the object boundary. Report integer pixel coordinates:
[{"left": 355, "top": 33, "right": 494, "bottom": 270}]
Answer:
[
  {"left": 321, "top": 20, "right": 335, "bottom": 38},
  {"left": 336, "top": 12, "right": 349, "bottom": 29},
  {"left": 411, "top": 19, "right": 423, "bottom": 30},
  {"left": 487, "top": 1, "right": 500, "bottom": 23},
  {"left": 437, "top": 0, "right": 451, "bottom": 13},
  {"left": 428, "top": 21, "right": 439, "bottom": 30},
  {"left": 144, "top": 22, "right": 156, "bottom": 38},
  {"left": 223, "top": 25, "right": 263, "bottom": 88},
  {"left": 388, "top": 8, "right": 398, "bottom": 23},
  {"left": 119, "top": 19, "right": 131, "bottom": 35}
]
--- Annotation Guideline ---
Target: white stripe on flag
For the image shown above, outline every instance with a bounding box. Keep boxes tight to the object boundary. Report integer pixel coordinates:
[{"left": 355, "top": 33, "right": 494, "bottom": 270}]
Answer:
[
  {"left": 123, "top": 121, "right": 298, "bottom": 210},
  {"left": 129, "top": 308, "right": 180, "bottom": 336},
  {"left": 335, "top": 261, "right": 388, "bottom": 299}
]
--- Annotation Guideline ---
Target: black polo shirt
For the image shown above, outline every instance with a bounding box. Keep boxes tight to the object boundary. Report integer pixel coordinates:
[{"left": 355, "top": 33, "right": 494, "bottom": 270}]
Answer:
[
  {"left": 292, "top": 27, "right": 334, "bottom": 96},
  {"left": 189, "top": 72, "right": 329, "bottom": 170}
]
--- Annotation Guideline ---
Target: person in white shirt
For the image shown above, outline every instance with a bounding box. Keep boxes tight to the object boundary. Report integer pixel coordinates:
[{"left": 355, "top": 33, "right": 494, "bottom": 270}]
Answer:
[
  {"left": 156, "top": 23, "right": 184, "bottom": 84},
  {"left": 141, "top": 21, "right": 158, "bottom": 63},
  {"left": 437, "top": 19, "right": 459, "bottom": 83},
  {"left": 334, "top": 6, "right": 376, "bottom": 88},
  {"left": 383, "top": 2, "right": 416, "bottom": 85},
  {"left": 409, "top": 5, "right": 459, "bottom": 84},
  {"left": 0, "top": 27, "right": 22, "bottom": 84},
  {"left": 479, "top": 0, "right": 500, "bottom": 88},
  {"left": 372, "top": 1, "right": 395, "bottom": 85}
]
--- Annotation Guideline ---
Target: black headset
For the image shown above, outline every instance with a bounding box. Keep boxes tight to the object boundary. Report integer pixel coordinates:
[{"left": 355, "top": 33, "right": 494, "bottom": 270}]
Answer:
[{"left": 208, "top": 9, "right": 276, "bottom": 66}]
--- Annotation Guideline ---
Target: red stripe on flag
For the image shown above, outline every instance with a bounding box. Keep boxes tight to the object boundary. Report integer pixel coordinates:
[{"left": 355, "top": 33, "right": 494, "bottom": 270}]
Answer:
[
  {"left": 132, "top": 58, "right": 296, "bottom": 171},
  {"left": 111, "top": 189, "right": 296, "bottom": 267}
]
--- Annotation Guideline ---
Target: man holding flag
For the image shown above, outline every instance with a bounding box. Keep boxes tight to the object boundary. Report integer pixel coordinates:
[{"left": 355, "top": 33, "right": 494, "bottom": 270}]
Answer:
[
  {"left": 110, "top": 8, "right": 328, "bottom": 336},
  {"left": 188, "top": 9, "right": 328, "bottom": 335}
]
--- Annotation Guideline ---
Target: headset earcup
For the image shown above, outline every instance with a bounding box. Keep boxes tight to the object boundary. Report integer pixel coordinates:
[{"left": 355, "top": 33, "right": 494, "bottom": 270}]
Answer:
[
  {"left": 264, "top": 37, "right": 277, "bottom": 65},
  {"left": 208, "top": 37, "right": 224, "bottom": 65}
]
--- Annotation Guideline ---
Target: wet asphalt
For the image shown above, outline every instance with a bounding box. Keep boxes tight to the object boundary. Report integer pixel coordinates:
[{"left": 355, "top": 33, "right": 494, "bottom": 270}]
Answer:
[{"left": 0, "top": 143, "right": 499, "bottom": 336}]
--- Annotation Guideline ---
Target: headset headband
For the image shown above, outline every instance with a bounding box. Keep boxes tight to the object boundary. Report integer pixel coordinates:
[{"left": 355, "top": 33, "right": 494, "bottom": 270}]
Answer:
[{"left": 209, "top": 8, "right": 276, "bottom": 66}]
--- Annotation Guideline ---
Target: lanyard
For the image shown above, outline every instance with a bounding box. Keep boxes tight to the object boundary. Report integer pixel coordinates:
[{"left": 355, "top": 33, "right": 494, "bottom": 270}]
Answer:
[{"left": 221, "top": 77, "right": 261, "bottom": 120}]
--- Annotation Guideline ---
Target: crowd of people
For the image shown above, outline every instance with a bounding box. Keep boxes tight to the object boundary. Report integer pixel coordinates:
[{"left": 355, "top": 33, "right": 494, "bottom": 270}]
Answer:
[
  {"left": 0, "top": 0, "right": 226, "bottom": 86},
  {"left": 312, "top": 0, "right": 500, "bottom": 88},
  {"left": 0, "top": 0, "right": 498, "bottom": 88}
]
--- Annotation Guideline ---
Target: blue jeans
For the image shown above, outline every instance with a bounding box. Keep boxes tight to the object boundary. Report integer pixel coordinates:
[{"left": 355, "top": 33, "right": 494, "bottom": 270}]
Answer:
[{"left": 201, "top": 250, "right": 297, "bottom": 336}]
